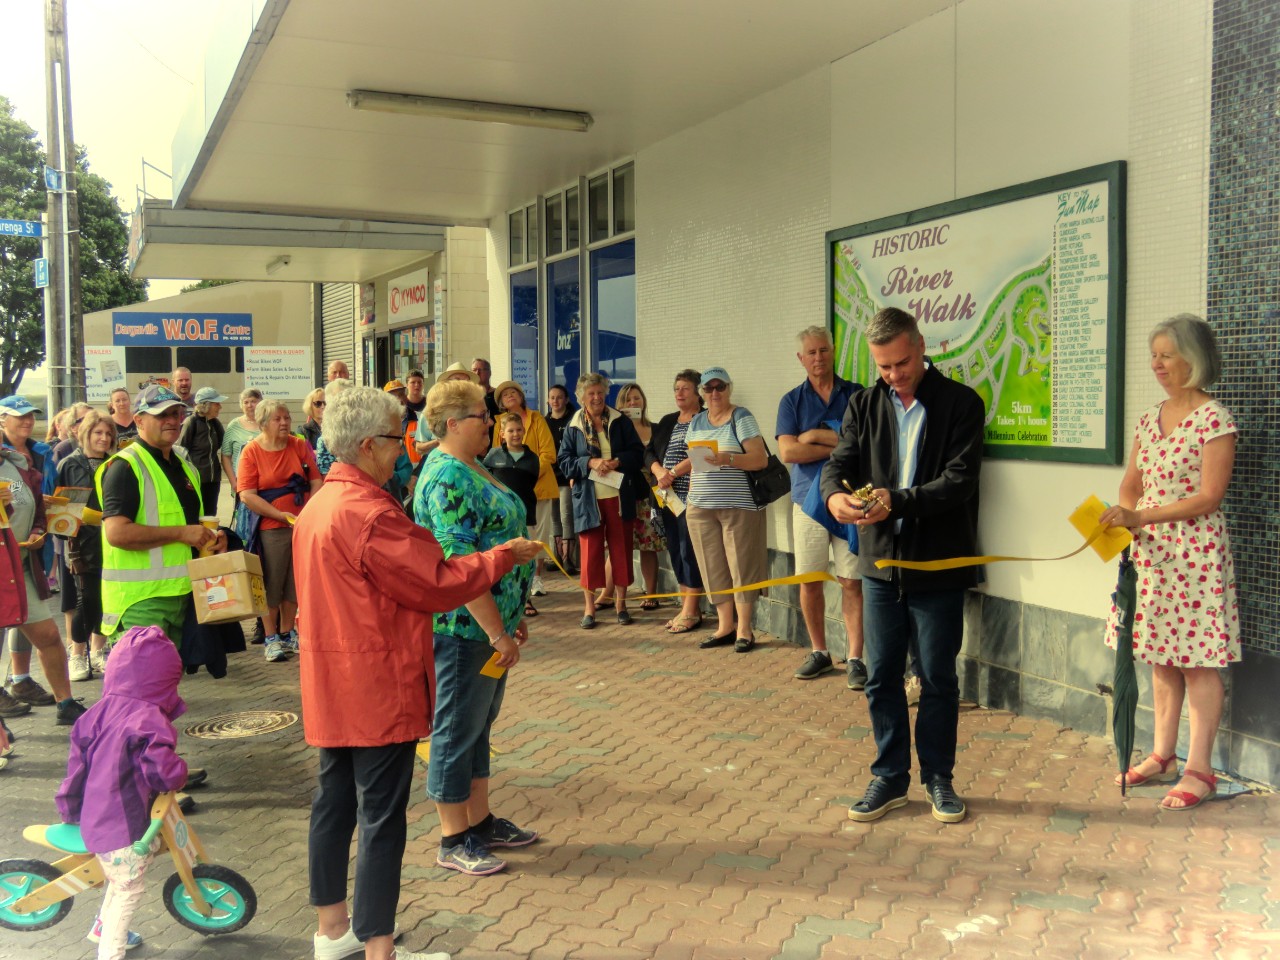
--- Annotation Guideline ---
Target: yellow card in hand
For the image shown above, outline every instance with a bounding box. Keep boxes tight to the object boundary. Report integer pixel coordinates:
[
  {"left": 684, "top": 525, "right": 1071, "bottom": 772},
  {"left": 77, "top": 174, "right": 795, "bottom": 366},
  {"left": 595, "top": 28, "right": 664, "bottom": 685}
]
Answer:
[
  {"left": 480, "top": 652, "right": 507, "bottom": 678},
  {"left": 1068, "top": 494, "right": 1133, "bottom": 562}
]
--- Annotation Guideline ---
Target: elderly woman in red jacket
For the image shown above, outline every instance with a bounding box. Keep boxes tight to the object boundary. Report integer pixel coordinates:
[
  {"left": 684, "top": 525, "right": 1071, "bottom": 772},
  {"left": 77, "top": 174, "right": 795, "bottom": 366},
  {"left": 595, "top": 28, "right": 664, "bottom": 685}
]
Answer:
[{"left": 294, "top": 386, "right": 539, "bottom": 960}]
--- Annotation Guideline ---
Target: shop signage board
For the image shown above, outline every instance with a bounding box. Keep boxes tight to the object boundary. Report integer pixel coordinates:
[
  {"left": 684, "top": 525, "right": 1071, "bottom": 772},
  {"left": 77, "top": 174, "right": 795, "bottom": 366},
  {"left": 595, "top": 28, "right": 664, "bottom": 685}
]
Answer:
[
  {"left": 244, "top": 347, "right": 313, "bottom": 398},
  {"left": 827, "top": 161, "right": 1126, "bottom": 464},
  {"left": 112, "top": 311, "right": 254, "bottom": 346},
  {"left": 85, "top": 346, "right": 127, "bottom": 403},
  {"left": 388, "top": 268, "right": 430, "bottom": 322}
]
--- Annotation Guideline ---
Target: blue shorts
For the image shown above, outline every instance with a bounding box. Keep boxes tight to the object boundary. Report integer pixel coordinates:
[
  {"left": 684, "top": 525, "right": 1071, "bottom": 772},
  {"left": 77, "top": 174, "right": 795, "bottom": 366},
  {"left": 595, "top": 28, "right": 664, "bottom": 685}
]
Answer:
[{"left": 425, "top": 632, "right": 507, "bottom": 804}]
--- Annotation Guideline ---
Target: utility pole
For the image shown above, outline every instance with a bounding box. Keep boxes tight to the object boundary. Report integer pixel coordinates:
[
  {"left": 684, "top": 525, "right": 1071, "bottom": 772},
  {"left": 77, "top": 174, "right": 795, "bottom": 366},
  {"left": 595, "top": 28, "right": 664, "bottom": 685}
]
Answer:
[{"left": 44, "top": 0, "right": 85, "bottom": 409}]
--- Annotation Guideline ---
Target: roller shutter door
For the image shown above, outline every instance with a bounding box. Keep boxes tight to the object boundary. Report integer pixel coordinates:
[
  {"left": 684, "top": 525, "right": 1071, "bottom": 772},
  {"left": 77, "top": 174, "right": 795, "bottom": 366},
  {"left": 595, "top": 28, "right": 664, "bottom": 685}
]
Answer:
[{"left": 320, "top": 283, "right": 355, "bottom": 372}]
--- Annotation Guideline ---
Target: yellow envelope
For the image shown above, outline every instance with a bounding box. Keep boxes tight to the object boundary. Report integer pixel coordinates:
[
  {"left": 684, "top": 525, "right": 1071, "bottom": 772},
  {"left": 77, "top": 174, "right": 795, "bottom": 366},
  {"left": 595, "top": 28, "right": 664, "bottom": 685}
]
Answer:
[
  {"left": 1068, "top": 494, "right": 1133, "bottom": 563},
  {"left": 479, "top": 651, "right": 507, "bottom": 679}
]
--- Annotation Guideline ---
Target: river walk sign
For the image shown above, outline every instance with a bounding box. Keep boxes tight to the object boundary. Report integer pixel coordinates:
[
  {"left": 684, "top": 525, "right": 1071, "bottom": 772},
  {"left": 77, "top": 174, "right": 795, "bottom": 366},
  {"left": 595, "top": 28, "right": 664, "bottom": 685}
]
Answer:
[{"left": 112, "top": 311, "right": 254, "bottom": 346}]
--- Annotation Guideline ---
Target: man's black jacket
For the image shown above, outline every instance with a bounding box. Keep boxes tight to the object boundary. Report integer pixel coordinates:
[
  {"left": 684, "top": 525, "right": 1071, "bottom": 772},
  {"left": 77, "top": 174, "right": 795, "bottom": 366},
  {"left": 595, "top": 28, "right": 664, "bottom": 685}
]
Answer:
[{"left": 819, "top": 363, "right": 985, "bottom": 593}]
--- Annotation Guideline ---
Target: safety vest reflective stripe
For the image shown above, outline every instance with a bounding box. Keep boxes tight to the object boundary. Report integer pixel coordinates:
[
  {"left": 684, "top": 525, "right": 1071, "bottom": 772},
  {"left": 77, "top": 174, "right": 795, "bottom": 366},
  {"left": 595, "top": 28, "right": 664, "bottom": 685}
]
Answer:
[{"left": 95, "top": 443, "right": 203, "bottom": 633}]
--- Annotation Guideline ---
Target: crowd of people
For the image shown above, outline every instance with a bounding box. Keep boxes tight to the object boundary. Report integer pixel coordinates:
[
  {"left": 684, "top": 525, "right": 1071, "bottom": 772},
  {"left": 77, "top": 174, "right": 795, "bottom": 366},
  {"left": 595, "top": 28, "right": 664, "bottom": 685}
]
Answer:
[{"left": 0, "top": 307, "right": 1242, "bottom": 959}]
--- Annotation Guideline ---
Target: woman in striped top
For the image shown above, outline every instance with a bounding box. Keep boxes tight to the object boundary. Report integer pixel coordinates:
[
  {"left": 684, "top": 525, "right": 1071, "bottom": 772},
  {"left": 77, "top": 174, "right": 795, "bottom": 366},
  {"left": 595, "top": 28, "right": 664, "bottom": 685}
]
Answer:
[{"left": 684, "top": 366, "right": 769, "bottom": 653}]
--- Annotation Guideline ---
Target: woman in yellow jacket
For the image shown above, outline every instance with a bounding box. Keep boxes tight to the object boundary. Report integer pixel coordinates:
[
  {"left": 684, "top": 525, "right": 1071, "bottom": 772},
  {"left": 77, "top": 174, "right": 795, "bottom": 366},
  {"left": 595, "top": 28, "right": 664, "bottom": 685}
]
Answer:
[{"left": 491, "top": 381, "right": 557, "bottom": 598}]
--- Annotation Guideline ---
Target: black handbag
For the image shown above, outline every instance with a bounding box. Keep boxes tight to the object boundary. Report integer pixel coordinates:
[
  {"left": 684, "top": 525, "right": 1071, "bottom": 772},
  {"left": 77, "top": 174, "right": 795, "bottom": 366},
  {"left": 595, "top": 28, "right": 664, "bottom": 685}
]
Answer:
[{"left": 728, "top": 410, "right": 791, "bottom": 507}]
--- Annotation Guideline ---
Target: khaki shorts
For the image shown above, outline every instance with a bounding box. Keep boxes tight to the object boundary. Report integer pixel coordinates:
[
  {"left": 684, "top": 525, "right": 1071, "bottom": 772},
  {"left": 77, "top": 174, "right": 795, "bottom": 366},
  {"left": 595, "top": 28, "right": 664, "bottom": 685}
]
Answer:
[
  {"left": 792, "top": 502, "right": 858, "bottom": 580},
  {"left": 533, "top": 498, "right": 555, "bottom": 544},
  {"left": 19, "top": 563, "right": 52, "bottom": 628},
  {"left": 259, "top": 527, "right": 298, "bottom": 608}
]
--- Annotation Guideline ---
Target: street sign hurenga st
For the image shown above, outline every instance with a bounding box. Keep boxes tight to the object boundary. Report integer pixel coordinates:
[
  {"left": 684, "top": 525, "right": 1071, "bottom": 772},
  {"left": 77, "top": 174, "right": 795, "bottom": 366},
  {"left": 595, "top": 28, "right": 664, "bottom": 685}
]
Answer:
[{"left": 0, "top": 219, "right": 43, "bottom": 238}]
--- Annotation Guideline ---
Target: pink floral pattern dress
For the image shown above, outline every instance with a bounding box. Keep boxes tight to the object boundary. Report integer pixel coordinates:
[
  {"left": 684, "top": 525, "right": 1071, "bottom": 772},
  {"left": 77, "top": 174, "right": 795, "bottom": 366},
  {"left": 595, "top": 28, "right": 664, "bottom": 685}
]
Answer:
[{"left": 1107, "top": 399, "right": 1240, "bottom": 667}]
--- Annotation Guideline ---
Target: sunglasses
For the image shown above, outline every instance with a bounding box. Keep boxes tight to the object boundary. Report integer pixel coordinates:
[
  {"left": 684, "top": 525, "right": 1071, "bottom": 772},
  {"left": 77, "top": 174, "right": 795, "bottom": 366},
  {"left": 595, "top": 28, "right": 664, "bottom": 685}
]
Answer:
[
  {"left": 313, "top": 401, "right": 326, "bottom": 408},
  {"left": 702, "top": 383, "right": 728, "bottom": 393}
]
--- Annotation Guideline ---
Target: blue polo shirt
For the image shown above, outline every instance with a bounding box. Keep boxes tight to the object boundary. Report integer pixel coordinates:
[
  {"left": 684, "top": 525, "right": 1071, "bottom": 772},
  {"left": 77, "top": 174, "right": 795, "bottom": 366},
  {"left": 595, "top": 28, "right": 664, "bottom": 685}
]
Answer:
[{"left": 776, "top": 375, "right": 859, "bottom": 506}]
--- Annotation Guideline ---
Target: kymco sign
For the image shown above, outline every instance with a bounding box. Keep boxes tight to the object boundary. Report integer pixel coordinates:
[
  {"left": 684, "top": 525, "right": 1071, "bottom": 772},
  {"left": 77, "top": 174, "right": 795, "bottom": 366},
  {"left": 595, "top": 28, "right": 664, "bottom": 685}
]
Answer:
[{"left": 388, "top": 268, "right": 430, "bottom": 321}]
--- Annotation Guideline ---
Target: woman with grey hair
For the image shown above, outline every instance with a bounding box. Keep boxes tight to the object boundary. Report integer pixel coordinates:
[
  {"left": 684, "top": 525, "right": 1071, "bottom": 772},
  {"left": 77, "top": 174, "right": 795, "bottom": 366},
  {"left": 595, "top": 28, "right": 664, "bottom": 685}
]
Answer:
[
  {"left": 413, "top": 379, "right": 543, "bottom": 878},
  {"left": 1101, "top": 314, "right": 1239, "bottom": 811},
  {"left": 315, "top": 378, "right": 353, "bottom": 475},
  {"left": 295, "top": 386, "right": 539, "bottom": 960},
  {"left": 557, "top": 372, "right": 646, "bottom": 628},
  {"left": 219, "top": 387, "right": 263, "bottom": 491},
  {"left": 238, "top": 398, "right": 322, "bottom": 663}
]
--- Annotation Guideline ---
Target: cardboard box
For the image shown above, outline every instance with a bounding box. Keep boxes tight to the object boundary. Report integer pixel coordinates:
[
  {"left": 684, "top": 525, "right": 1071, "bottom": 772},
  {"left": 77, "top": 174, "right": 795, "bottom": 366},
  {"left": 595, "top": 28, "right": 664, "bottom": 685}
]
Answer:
[{"left": 188, "top": 550, "right": 268, "bottom": 624}]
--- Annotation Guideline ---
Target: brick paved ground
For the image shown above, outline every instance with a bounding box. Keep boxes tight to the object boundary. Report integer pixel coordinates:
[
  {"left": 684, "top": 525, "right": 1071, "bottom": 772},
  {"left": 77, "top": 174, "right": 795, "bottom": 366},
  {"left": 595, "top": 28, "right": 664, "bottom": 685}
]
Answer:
[{"left": 0, "top": 579, "right": 1276, "bottom": 960}]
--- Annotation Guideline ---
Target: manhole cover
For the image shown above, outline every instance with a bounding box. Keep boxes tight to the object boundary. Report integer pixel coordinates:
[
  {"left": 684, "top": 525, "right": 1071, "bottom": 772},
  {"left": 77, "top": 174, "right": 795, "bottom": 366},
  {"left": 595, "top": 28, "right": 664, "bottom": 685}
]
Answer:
[{"left": 186, "top": 710, "right": 299, "bottom": 739}]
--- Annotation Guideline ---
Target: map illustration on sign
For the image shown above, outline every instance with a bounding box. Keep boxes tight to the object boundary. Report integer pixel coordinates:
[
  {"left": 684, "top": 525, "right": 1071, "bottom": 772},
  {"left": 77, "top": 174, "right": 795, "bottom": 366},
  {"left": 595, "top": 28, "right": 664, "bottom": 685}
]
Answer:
[{"left": 829, "top": 162, "right": 1124, "bottom": 464}]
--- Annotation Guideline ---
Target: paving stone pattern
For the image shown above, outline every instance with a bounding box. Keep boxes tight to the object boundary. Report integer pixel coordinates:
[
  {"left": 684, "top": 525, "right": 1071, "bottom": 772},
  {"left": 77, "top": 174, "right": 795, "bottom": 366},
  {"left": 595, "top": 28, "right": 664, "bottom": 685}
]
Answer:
[{"left": 1, "top": 582, "right": 1277, "bottom": 960}]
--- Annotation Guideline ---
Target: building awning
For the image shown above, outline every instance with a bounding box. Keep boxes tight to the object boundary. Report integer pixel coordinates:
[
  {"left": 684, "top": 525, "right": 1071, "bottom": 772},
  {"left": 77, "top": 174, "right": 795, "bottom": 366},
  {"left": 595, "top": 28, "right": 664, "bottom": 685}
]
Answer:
[{"left": 128, "top": 200, "right": 446, "bottom": 282}]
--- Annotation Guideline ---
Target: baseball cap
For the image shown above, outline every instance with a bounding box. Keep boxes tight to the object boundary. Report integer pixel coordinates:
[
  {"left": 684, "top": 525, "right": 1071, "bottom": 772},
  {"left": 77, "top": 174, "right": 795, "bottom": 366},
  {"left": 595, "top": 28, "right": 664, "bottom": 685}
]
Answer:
[
  {"left": 699, "top": 366, "right": 732, "bottom": 388},
  {"left": 194, "top": 387, "right": 228, "bottom": 404},
  {"left": 134, "top": 384, "right": 186, "bottom": 416},
  {"left": 383, "top": 379, "right": 406, "bottom": 393},
  {"left": 436, "top": 361, "right": 479, "bottom": 384},
  {"left": 0, "top": 396, "right": 41, "bottom": 417}
]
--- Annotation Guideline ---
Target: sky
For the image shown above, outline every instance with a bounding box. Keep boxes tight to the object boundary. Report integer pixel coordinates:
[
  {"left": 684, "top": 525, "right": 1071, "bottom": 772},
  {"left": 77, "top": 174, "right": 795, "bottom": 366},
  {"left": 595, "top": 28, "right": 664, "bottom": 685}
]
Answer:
[{"left": 0, "top": 0, "right": 228, "bottom": 299}]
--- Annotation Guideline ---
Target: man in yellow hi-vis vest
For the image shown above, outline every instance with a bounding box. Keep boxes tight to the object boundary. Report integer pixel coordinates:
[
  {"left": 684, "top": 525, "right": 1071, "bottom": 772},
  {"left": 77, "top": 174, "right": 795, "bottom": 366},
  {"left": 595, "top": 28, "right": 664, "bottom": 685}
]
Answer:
[{"left": 93, "top": 385, "right": 227, "bottom": 642}]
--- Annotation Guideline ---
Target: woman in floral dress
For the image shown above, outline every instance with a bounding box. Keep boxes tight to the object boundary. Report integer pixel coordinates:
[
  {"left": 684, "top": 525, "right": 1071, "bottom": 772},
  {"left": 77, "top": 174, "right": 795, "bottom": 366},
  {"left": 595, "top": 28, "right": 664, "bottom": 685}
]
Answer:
[{"left": 1102, "top": 314, "right": 1239, "bottom": 811}]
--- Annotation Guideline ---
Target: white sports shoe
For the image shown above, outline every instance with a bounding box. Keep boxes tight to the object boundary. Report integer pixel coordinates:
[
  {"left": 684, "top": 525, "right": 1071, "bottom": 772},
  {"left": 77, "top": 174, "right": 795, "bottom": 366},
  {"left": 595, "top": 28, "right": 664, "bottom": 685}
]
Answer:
[
  {"left": 315, "top": 923, "right": 404, "bottom": 960},
  {"left": 68, "top": 655, "right": 92, "bottom": 682},
  {"left": 393, "top": 951, "right": 450, "bottom": 960},
  {"left": 530, "top": 575, "right": 546, "bottom": 597}
]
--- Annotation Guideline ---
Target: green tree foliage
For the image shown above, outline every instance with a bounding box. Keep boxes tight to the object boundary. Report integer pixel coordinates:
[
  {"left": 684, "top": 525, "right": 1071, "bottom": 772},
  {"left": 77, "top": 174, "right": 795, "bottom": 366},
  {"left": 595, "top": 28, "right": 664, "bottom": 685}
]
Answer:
[
  {"left": 0, "top": 96, "right": 147, "bottom": 396},
  {"left": 179, "top": 278, "right": 234, "bottom": 294}
]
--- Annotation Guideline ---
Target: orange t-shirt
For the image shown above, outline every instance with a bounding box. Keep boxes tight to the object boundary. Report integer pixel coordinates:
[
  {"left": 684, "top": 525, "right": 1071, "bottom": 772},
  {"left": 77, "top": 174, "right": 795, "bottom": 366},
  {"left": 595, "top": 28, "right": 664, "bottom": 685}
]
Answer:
[{"left": 237, "top": 435, "right": 319, "bottom": 530}]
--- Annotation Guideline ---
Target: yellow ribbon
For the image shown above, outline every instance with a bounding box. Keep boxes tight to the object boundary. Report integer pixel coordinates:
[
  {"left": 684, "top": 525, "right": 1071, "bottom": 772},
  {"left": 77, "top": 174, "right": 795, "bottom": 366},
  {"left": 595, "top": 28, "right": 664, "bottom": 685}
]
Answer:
[
  {"left": 874, "top": 525, "right": 1108, "bottom": 571},
  {"left": 535, "top": 540, "right": 836, "bottom": 599}
]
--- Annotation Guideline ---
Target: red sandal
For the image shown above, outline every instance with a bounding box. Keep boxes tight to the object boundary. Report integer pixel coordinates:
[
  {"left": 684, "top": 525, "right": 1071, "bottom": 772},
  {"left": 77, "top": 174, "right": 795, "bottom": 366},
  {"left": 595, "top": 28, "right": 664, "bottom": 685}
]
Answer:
[
  {"left": 1160, "top": 769, "right": 1217, "bottom": 811},
  {"left": 1116, "top": 752, "right": 1178, "bottom": 787}
]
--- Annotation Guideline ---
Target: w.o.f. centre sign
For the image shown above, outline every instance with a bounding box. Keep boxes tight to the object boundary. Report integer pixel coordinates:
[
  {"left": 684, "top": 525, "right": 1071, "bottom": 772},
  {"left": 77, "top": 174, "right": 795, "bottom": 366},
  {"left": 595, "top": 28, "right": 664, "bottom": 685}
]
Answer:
[
  {"left": 388, "top": 268, "right": 430, "bottom": 321},
  {"left": 112, "top": 311, "right": 254, "bottom": 346}
]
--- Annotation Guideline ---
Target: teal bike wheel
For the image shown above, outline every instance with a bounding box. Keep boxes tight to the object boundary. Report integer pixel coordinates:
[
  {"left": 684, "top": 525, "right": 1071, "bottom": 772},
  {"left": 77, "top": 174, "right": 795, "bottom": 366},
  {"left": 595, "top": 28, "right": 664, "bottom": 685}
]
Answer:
[
  {"left": 162, "top": 864, "right": 257, "bottom": 934},
  {"left": 0, "top": 859, "right": 72, "bottom": 931}
]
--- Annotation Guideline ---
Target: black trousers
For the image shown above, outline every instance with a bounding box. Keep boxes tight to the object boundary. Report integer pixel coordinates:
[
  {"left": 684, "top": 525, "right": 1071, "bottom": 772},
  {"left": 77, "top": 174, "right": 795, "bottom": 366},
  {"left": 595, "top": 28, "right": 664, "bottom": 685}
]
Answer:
[
  {"left": 200, "top": 480, "right": 221, "bottom": 519},
  {"left": 308, "top": 740, "right": 416, "bottom": 940}
]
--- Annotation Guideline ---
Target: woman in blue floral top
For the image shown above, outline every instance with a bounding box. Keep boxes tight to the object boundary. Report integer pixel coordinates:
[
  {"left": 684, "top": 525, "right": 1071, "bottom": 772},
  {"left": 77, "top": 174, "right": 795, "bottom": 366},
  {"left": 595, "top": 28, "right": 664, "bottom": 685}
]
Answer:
[{"left": 412, "top": 379, "right": 540, "bottom": 877}]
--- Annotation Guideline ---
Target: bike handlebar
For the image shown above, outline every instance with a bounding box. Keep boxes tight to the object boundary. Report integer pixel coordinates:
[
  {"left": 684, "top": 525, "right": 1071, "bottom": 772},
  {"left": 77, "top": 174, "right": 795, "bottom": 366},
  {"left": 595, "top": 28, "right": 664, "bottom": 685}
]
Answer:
[{"left": 130, "top": 818, "right": 163, "bottom": 856}]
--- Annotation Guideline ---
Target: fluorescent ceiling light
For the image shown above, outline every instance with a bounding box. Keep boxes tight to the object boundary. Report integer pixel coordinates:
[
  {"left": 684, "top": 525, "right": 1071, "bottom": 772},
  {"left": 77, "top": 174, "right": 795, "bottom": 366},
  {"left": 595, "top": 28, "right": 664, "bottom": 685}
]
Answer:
[{"left": 347, "top": 90, "right": 592, "bottom": 133}]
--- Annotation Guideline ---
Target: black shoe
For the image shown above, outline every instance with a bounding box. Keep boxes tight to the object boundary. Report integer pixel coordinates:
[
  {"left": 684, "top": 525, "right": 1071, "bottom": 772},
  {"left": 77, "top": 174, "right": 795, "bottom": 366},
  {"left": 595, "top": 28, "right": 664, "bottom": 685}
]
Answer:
[
  {"left": 926, "top": 778, "right": 966, "bottom": 823},
  {"left": 251, "top": 619, "right": 266, "bottom": 645},
  {"left": 698, "top": 632, "right": 735, "bottom": 649},
  {"left": 846, "top": 657, "right": 868, "bottom": 690},
  {"left": 183, "top": 767, "right": 209, "bottom": 789},
  {"left": 0, "top": 688, "right": 31, "bottom": 718},
  {"left": 847, "top": 777, "right": 909, "bottom": 822},
  {"left": 579, "top": 615, "right": 596, "bottom": 630},
  {"left": 616, "top": 610, "right": 633, "bottom": 625},
  {"left": 734, "top": 635, "right": 755, "bottom": 653},
  {"left": 55, "top": 698, "right": 87, "bottom": 726},
  {"left": 795, "top": 650, "right": 833, "bottom": 679},
  {"left": 177, "top": 793, "right": 196, "bottom": 814}
]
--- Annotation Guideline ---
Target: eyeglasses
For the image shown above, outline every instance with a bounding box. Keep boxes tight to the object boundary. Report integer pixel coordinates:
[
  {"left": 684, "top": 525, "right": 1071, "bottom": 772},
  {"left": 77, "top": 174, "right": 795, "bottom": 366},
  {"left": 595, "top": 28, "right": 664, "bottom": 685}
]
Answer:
[
  {"left": 454, "top": 413, "right": 492, "bottom": 424},
  {"left": 702, "top": 383, "right": 728, "bottom": 393},
  {"left": 373, "top": 434, "right": 403, "bottom": 442}
]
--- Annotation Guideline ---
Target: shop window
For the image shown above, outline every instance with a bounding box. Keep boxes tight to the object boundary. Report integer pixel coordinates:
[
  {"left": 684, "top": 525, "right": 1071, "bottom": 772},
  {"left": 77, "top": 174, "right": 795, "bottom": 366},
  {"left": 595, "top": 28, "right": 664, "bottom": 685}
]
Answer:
[
  {"left": 175, "top": 346, "right": 232, "bottom": 374},
  {"left": 124, "top": 346, "right": 172, "bottom": 378},
  {"left": 565, "top": 185, "right": 580, "bottom": 251},
  {"left": 510, "top": 268, "right": 539, "bottom": 401},
  {"left": 588, "top": 174, "right": 609, "bottom": 244},
  {"left": 525, "top": 204, "right": 539, "bottom": 268},
  {"left": 549, "top": 256, "right": 581, "bottom": 397},
  {"left": 509, "top": 210, "right": 524, "bottom": 266},
  {"left": 545, "top": 194, "right": 563, "bottom": 257},
  {"left": 612, "top": 163, "right": 634, "bottom": 235},
  {"left": 590, "top": 239, "right": 636, "bottom": 402}
]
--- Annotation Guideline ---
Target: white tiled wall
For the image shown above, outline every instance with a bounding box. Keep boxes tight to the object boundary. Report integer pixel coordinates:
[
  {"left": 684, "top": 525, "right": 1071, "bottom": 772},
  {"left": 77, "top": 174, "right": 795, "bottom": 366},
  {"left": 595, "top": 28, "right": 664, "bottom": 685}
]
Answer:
[{"left": 635, "top": 67, "right": 832, "bottom": 549}]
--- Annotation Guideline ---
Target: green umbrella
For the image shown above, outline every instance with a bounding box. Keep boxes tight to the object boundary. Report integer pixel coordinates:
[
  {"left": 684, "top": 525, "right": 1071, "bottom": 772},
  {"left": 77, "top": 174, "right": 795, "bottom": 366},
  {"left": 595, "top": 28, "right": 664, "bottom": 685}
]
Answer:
[{"left": 1110, "top": 547, "right": 1139, "bottom": 796}]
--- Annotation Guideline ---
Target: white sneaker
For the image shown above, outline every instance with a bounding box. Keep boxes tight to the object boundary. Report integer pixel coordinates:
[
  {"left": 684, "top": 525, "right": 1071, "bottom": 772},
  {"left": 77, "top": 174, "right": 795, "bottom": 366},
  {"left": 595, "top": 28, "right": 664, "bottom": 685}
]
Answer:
[
  {"left": 68, "top": 655, "right": 92, "bottom": 682},
  {"left": 392, "top": 951, "right": 450, "bottom": 960},
  {"left": 89, "top": 650, "right": 107, "bottom": 674},
  {"left": 530, "top": 575, "right": 546, "bottom": 597},
  {"left": 265, "top": 640, "right": 290, "bottom": 663},
  {"left": 314, "top": 925, "right": 361, "bottom": 960},
  {"left": 905, "top": 675, "right": 922, "bottom": 706}
]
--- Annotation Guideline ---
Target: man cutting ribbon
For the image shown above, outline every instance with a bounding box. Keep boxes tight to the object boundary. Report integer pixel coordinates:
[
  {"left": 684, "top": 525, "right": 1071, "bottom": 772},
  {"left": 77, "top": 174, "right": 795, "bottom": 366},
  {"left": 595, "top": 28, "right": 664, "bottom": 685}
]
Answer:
[{"left": 820, "top": 307, "right": 985, "bottom": 826}]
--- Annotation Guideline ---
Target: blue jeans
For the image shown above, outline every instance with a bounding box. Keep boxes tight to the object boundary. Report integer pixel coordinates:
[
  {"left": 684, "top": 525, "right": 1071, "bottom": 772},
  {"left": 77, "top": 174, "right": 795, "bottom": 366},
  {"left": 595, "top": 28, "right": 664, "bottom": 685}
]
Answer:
[
  {"left": 861, "top": 577, "right": 965, "bottom": 787},
  {"left": 426, "top": 632, "right": 507, "bottom": 804}
]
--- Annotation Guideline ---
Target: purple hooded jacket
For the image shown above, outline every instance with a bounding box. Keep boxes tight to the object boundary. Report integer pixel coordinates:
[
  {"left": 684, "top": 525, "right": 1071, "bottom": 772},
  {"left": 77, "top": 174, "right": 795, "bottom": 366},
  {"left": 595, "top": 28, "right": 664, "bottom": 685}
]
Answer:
[{"left": 56, "top": 626, "right": 189, "bottom": 853}]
